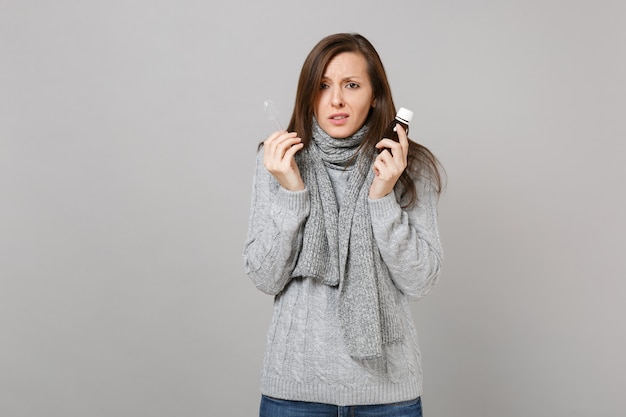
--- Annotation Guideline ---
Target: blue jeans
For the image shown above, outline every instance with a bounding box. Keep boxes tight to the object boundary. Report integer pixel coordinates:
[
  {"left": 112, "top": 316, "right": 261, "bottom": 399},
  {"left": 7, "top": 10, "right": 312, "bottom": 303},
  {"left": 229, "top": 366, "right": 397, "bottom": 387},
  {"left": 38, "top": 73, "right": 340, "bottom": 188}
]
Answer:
[{"left": 259, "top": 395, "right": 423, "bottom": 417}]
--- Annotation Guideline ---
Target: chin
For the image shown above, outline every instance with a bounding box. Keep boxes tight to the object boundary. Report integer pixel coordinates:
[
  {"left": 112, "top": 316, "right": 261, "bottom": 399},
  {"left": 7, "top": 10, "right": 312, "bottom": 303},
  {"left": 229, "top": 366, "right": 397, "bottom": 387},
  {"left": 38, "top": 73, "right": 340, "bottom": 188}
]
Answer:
[{"left": 322, "top": 125, "right": 355, "bottom": 139}]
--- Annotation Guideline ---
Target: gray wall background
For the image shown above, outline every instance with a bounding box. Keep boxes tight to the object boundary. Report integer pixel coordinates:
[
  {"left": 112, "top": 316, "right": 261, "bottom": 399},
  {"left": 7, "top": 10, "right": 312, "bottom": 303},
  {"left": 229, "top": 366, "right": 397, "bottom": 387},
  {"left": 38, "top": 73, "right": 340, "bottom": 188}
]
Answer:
[{"left": 1, "top": 1, "right": 625, "bottom": 416}]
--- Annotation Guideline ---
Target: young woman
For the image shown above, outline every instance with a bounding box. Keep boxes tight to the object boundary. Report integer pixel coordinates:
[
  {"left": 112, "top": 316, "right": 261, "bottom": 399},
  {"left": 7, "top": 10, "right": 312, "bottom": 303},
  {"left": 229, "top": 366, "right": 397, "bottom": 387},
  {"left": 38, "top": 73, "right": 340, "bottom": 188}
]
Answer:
[{"left": 243, "top": 33, "right": 444, "bottom": 417}]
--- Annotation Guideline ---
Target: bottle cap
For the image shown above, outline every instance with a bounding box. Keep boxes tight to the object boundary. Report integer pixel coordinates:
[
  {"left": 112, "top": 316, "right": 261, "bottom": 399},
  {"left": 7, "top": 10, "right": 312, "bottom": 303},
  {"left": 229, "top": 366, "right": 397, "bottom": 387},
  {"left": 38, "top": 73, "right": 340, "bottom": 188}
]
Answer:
[{"left": 396, "top": 107, "right": 414, "bottom": 124}]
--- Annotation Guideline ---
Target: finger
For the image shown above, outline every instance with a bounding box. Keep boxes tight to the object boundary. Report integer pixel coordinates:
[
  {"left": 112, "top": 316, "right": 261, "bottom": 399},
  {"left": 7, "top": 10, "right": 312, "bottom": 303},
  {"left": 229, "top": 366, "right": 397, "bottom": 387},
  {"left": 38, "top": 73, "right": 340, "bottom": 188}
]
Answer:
[
  {"left": 376, "top": 139, "right": 402, "bottom": 157},
  {"left": 263, "top": 130, "right": 287, "bottom": 146},
  {"left": 275, "top": 136, "right": 302, "bottom": 157},
  {"left": 395, "top": 124, "right": 409, "bottom": 157},
  {"left": 266, "top": 133, "right": 300, "bottom": 157},
  {"left": 264, "top": 131, "right": 296, "bottom": 148},
  {"left": 266, "top": 138, "right": 302, "bottom": 171},
  {"left": 374, "top": 150, "right": 405, "bottom": 178},
  {"left": 373, "top": 153, "right": 393, "bottom": 176},
  {"left": 283, "top": 142, "right": 304, "bottom": 160},
  {"left": 375, "top": 150, "right": 391, "bottom": 165},
  {"left": 372, "top": 159, "right": 398, "bottom": 183},
  {"left": 372, "top": 157, "right": 386, "bottom": 173}
]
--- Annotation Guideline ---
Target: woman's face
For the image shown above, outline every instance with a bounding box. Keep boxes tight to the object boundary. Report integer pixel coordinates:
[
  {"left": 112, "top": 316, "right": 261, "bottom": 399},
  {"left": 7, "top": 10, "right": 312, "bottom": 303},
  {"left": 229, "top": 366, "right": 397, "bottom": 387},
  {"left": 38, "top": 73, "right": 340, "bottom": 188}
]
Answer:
[{"left": 314, "top": 52, "right": 375, "bottom": 139}]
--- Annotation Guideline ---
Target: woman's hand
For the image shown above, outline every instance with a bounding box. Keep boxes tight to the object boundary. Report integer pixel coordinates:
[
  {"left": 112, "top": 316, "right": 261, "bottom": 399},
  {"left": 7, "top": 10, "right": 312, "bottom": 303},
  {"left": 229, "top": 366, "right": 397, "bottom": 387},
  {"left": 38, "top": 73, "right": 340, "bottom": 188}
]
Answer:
[
  {"left": 370, "top": 124, "right": 409, "bottom": 199},
  {"left": 263, "top": 130, "right": 305, "bottom": 191}
]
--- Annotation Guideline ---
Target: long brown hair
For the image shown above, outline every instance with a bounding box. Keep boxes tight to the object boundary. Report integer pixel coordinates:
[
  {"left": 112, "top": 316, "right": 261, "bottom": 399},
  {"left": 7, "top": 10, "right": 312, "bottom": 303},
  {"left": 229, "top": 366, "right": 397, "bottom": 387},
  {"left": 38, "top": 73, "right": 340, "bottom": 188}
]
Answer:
[{"left": 288, "top": 33, "right": 445, "bottom": 207}]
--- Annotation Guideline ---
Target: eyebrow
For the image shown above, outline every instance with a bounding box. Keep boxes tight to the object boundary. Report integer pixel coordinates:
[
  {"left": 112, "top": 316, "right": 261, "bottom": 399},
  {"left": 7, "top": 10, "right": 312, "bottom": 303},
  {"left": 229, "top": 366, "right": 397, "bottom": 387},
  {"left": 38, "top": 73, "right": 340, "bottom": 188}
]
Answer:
[{"left": 320, "top": 75, "right": 365, "bottom": 82}]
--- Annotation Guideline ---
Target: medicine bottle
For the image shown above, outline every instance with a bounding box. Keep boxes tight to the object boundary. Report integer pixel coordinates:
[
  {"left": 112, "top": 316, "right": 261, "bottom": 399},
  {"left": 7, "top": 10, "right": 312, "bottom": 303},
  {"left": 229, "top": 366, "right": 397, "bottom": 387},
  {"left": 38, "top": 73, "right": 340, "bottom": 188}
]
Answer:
[
  {"left": 383, "top": 107, "right": 413, "bottom": 141},
  {"left": 379, "top": 107, "right": 413, "bottom": 152}
]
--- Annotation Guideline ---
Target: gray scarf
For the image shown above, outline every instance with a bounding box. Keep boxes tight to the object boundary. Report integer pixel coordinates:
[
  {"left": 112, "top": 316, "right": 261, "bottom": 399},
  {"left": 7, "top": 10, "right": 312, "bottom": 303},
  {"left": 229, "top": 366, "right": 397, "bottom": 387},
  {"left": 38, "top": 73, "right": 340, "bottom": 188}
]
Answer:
[{"left": 291, "top": 119, "right": 403, "bottom": 359}]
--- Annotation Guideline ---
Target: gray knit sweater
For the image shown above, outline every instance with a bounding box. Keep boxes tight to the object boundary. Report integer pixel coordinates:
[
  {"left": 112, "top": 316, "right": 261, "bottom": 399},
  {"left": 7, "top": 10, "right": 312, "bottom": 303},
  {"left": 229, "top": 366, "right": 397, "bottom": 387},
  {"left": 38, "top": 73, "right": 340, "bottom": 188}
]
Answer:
[{"left": 243, "top": 150, "right": 443, "bottom": 406}]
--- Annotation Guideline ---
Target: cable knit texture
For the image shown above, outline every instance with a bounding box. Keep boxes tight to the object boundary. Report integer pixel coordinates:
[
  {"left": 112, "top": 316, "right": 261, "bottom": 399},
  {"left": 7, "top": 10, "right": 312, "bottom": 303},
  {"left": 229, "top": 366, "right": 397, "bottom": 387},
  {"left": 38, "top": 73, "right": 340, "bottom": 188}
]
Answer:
[{"left": 243, "top": 124, "right": 443, "bottom": 405}]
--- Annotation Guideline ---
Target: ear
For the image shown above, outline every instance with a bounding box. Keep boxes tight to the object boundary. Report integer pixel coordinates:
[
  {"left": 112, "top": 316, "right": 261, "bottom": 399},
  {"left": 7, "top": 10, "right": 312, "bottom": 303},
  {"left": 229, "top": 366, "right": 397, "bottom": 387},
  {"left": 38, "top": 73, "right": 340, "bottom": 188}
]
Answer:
[{"left": 371, "top": 97, "right": 377, "bottom": 108}]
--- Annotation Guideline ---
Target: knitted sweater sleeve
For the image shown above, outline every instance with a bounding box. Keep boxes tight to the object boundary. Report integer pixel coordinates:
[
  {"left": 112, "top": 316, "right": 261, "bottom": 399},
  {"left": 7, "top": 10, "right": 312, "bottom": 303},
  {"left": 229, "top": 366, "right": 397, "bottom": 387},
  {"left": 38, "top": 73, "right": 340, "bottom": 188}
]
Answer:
[
  {"left": 243, "top": 150, "right": 310, "bottom": 295},
  {"left": 368, "top": 177, "right": 443, "bottom": 300}
]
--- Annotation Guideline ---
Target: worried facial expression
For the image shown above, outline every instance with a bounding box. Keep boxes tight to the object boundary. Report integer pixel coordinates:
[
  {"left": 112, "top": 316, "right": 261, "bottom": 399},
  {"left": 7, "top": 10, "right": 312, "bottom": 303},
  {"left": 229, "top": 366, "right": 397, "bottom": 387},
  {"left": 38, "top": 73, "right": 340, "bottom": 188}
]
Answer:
[{"left": 314, "top": 52, "right": 376, "bottom": 139}]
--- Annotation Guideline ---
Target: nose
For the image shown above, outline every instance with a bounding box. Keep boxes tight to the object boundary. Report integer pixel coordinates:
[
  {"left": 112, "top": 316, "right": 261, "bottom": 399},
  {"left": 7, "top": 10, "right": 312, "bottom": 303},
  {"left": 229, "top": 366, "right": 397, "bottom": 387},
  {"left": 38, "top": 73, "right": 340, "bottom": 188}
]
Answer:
[{"left": 331, "top": 87, "right": 344, "bottom": 108}]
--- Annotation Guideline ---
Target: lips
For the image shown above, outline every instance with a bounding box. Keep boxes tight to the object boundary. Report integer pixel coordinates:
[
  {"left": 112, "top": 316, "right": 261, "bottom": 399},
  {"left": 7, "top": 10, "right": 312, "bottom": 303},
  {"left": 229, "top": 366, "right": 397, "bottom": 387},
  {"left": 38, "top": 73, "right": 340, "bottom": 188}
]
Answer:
[{"left": 328, "top": 113, "right": 349, "bottom": 125}]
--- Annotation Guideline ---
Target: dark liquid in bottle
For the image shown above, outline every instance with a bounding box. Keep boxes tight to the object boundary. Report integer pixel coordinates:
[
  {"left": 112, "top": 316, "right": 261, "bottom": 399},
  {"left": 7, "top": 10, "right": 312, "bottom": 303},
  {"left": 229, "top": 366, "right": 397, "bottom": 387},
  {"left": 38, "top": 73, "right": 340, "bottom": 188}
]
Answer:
[{"left": 378, "top": 118, "right": 410, "bottom": 153}]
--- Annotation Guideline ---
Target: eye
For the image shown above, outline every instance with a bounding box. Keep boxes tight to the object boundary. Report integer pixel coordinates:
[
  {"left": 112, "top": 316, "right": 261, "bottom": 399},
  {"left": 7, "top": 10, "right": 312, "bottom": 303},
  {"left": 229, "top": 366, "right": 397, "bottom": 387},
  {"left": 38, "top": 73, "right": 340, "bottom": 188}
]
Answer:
[
  {"left": 320, "top": 82, "right": 330, "bottom": 89},
  {"left": 346, "top": 82, "right": 359, "bottom": 89}
]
